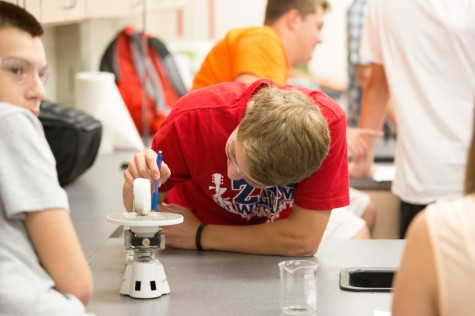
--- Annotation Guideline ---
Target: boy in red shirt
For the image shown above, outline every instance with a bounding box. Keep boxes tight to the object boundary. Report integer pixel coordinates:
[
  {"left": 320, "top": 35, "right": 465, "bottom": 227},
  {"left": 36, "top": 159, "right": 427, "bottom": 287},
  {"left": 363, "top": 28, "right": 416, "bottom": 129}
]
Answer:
[{"left": 123, "top": 80, "right": 348, "bottom": 256}]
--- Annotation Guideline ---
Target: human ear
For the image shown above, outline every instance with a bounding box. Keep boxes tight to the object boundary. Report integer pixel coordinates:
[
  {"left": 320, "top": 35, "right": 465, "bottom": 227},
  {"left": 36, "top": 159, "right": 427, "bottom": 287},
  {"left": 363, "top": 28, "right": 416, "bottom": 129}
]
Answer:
[
  {"left": 246, "top": 101, "right": 256, "bottom": 110},
  {"left": 286, "top": 8, "right": 301, "bottom": 31}
]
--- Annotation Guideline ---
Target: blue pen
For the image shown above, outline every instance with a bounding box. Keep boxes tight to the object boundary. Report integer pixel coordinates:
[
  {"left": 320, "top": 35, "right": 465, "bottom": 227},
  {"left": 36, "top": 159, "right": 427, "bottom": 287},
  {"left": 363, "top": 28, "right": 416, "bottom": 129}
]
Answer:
[{"left": 151, "top": 150, "right": 163, "bottom": 211}]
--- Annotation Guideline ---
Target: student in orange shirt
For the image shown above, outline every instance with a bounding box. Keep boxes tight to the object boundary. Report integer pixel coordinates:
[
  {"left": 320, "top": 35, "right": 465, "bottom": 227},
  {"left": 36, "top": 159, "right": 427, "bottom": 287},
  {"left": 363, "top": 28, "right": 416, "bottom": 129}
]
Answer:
[{"left": 192, "top": 0, "right": 329, "bottom": 90}]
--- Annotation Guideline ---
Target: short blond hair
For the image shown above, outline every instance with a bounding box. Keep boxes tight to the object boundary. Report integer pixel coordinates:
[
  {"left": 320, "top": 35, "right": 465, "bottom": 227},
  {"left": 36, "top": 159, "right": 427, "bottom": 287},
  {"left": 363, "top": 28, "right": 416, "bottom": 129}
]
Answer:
[
  {"left": 264, "top": 0, "right": 331, "bottom": 25},
  {"left": 238, "top": 86, "right": 330, "bottom": 186}
]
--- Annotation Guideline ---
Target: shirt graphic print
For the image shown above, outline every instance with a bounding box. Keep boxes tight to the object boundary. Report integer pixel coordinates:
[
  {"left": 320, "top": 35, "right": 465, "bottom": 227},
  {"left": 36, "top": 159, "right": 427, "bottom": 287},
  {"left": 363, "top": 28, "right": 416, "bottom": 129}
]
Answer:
[{"left": 209, "top": 173, "right": 295, "bottom": 222}]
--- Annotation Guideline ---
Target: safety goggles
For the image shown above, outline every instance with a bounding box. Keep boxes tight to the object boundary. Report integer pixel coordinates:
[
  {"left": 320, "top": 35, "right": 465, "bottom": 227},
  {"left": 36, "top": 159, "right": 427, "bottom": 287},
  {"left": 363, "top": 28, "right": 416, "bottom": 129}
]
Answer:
[
  {"left": 0, "top": 57, "right": 49, "bottom": 85},
  {"left": 225, "top": 128, "right": 270, "bottom": 188}
]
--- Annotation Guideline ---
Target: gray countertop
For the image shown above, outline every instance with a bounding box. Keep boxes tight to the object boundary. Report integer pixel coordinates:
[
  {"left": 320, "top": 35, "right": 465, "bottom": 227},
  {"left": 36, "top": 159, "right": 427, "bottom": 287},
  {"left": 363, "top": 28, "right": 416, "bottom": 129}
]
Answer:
[
  {"left": 87, "top": 239, "right": 404, "bottom": 316},
  {"left": 65, "top": 152, "right": 403, "bottom": 315},
  {"left": 65, "top": 151, "right": 134, "bottom": 258}
]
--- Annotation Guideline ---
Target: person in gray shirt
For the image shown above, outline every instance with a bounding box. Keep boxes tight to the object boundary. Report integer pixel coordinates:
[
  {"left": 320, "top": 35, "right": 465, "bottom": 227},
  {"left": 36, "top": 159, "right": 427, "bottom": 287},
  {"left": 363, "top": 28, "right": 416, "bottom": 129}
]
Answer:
[{"left": 0, "top": 2, "right": 93, "bottom": 315}]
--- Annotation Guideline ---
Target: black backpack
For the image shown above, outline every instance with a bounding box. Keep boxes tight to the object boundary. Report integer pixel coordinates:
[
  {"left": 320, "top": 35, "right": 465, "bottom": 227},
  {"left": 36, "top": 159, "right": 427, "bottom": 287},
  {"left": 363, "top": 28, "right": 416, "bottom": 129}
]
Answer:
[{"left": 39, "top": 100, "right": 102, "bottom": 186}]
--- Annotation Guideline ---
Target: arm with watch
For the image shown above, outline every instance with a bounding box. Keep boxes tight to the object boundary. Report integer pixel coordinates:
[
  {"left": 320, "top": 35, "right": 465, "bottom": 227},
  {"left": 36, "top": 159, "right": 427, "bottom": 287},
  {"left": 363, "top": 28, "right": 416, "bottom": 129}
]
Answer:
[
  {"left": 126, "top": 181, "right": 329, "bottom": 256},
  {"left": 156, "top": 193, "right": 208, "bottom": 251},
  {"left": 158, "top": 199, "right": 329, "bottom": 256}
]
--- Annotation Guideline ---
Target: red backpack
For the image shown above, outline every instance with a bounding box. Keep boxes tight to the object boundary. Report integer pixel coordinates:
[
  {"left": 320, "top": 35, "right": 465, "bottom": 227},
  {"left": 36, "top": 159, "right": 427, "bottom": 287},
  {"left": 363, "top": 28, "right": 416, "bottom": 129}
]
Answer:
[{"left": 100, "top": 26, "right": 187, "bottom": 135}]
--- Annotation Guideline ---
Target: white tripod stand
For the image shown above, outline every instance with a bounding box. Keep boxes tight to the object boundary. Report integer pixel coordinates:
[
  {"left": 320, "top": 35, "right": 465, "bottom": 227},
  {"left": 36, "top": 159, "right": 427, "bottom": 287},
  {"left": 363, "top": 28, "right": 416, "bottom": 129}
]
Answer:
[{"left": 107, "top": 212, "right": 183, "bottom": 299}]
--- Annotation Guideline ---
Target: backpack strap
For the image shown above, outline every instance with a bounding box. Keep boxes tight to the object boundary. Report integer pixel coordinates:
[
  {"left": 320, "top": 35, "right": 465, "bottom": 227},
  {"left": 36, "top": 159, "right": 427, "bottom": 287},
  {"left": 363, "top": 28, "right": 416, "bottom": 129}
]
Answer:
[
  {"left": 148, "top": 37, "right": 187, "bottom": 97},
  {"left": 127, "top": 31, "right": 170, "bottom": 116}
]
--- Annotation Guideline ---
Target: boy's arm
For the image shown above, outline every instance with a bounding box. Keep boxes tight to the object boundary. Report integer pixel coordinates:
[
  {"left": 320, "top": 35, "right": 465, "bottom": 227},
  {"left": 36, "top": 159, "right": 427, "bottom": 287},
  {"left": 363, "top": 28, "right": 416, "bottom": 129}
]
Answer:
[
  {"left": 204, "top": 204, "right": 330, "bottom": 256},
  {"left": 350, "top": 63, "right": 390, "bottom": 177},
  {"left": 163, "top": 204, "right": 331, "bottom": 257},
  {"left": 25, "top": 209, "right": 93, "bottom": 305}
]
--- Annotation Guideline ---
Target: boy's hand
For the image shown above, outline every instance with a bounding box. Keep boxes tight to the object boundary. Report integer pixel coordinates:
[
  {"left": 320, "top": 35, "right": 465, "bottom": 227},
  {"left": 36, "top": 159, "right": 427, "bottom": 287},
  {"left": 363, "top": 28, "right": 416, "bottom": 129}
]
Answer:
[
  {"left": 124, "top": 148, "right": 171, "bottom": 188},
  {"left": 347, "top": 128, "right": 383, "bottom": 161}
]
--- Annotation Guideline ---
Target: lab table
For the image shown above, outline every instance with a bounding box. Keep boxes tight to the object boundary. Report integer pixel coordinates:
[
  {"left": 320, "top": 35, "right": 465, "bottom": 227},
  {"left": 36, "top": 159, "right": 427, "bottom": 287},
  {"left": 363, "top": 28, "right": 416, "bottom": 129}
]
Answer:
[
  {"left": 350, "top": 171, "right": 392, "bottom": 190},
  {"left": 65, "top": 152, "right": 404, "bottom": 315},
  {"left": 86, "top": 239, "right": 404, "bottom": 316},
  {"left": 65, "top": 151, "right": 135, "bottom": 258}
]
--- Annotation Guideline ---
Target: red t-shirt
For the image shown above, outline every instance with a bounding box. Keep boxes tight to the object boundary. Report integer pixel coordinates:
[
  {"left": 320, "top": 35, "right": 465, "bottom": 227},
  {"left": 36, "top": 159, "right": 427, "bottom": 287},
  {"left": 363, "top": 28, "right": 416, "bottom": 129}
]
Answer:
[{"left": 153, "top": 80, "right": 349, "bottom": 225}]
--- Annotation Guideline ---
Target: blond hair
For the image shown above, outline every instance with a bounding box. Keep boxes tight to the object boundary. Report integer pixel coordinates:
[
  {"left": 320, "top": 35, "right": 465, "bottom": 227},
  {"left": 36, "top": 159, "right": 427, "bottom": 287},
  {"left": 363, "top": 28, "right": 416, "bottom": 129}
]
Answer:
[
  {"left": 237, "top": 86, "right": 330, "bottom": 186},
  {"left": 264, "top": 0, "right": 331, "bottom": 25}
]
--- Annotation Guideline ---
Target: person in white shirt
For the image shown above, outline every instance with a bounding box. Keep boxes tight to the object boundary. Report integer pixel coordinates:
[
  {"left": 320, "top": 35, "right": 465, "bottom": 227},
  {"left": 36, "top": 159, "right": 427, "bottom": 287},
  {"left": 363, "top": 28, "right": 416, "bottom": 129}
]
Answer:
[{"left": 350, "top": 0, "right": 475, "bottom": 238}]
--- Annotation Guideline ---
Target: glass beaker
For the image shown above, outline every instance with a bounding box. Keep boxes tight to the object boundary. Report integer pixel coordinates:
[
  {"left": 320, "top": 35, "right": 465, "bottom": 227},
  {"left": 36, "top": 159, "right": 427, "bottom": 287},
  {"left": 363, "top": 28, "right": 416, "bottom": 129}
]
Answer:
[{"left": 279, "top": 260, "right": 318, "bottom": 315}]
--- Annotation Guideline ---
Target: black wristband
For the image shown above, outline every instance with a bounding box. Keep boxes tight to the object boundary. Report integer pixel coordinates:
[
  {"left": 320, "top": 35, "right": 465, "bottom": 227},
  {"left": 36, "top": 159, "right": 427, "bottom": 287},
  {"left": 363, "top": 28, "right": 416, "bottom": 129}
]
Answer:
[{"left": 195, "top": 223, "right": 206, "bottom": 251}]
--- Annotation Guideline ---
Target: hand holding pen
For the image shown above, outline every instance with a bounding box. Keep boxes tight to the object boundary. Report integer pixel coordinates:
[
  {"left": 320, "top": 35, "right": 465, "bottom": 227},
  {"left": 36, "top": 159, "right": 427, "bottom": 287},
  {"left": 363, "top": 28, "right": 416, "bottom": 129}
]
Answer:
[{"left": 123, "top": 148, "right": 171, "bottom": 195}]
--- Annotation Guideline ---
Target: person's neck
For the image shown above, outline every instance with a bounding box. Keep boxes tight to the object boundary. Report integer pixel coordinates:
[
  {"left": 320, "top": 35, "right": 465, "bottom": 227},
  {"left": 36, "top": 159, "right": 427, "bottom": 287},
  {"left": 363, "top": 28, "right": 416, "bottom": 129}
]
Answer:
[{"left": 268, "top": 23, "right": 294, "bottom": 65}]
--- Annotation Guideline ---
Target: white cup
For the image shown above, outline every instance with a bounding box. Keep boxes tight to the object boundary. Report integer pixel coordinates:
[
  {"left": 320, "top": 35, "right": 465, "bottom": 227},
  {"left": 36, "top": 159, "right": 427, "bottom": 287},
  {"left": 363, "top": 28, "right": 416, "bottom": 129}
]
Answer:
[{"left": 279, "top": 260, "right": 318, "bottom": 315}]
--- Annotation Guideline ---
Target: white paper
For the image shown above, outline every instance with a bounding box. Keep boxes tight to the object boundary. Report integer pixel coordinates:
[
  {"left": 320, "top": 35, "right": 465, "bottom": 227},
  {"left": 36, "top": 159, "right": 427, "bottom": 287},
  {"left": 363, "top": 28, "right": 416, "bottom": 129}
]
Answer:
[
  {"left": 372, "top": 165, "right": 396, "bottom": 182},
  {"left": 74, "top": 71, "right": 145, "bottom": 153},
  {"left": 374, "top": 311, "right": 391, "bottom": 316}
]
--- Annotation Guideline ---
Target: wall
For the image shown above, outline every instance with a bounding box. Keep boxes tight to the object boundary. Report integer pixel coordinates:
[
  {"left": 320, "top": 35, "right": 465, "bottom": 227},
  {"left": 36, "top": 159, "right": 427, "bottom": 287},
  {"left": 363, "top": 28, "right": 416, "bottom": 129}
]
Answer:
[
  {"left": 214, "top": 0, "right": 267, "bottom": 38},
  {"left": 310, "top": 0, "right": 353, "bottom": 89},
  {"left": 41, "top": 0, "right": 353, "bottom": 106},
  {"left": 42, "top": 19, "right": 141, "bottom": 104}
]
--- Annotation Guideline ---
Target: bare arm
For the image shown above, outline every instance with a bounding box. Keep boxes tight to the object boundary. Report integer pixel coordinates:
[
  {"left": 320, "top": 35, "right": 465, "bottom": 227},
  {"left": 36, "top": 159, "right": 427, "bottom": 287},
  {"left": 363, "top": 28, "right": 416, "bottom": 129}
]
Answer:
[
  {"left": 392, "top": 212, "right": 438, "bottom": 316},
  {"left": 355, "top": 64, "right": 371, "bottom": 89},
  {"left": 358, "top": 63, "right": 390, "bottom": 137},
  {"left": 356, "top": 64, "right": 397, "bottom": 126},
  {"left": 350, "top": 63, "right": 390, "bottom": 177},
  {"left": 385, "top": 98, "right": 397, "bottom": 126},
  {"left": 204, "top": 205, "right": 330, "bottom": 256},
  {"left": 25, "top": 209, "right": 93, "bottom": 305},
  {"left": 163, "top": 203, "right": 331, "bottom": 256}
]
